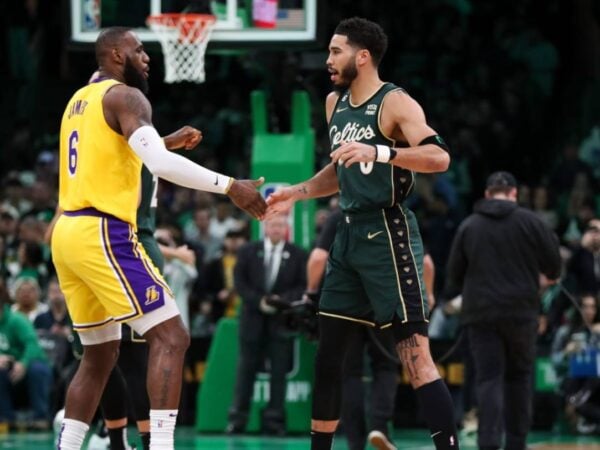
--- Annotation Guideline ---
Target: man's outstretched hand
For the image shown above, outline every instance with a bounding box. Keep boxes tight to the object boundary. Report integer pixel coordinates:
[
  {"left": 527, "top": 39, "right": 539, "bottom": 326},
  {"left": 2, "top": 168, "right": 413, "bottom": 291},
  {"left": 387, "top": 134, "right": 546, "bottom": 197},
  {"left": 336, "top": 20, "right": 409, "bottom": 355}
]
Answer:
[
  {"left": 265, "top": 186, "right": 296, "bottom": 218},
  {"left": 227, "top": 177, "right": 267, "bottom": 220},
  {"left": 164, "top": 126, "right": 202, "bottom": 150}
]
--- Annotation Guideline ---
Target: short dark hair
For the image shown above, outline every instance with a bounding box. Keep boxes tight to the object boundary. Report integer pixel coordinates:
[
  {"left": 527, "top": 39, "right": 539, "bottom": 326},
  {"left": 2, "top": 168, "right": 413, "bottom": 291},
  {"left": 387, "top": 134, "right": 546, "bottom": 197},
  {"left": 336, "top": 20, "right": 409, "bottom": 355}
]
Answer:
[
  {"left": 95, "top": 26, "right": 132, "bottom": 66},
  {"left": 334, "top": 18, "right": 388, "bottom": 66},
  {"left": 485, "top": 171, "right": 517, "bottom": 195}
]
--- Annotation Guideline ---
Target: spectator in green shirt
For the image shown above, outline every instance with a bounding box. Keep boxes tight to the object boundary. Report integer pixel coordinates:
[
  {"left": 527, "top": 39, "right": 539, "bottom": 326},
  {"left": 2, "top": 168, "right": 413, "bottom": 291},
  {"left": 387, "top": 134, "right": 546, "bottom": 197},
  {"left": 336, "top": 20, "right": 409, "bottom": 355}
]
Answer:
[{"left": 0, "top": 281, "right": 52, "bottom": 429}]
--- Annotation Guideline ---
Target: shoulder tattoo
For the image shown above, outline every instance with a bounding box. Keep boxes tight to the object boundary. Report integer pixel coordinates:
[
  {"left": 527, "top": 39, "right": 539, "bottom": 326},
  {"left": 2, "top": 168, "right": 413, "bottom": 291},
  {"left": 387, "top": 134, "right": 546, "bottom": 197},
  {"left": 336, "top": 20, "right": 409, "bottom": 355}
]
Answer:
[{"left": 123, "top": 89, "right": 151, "bottom": 117}]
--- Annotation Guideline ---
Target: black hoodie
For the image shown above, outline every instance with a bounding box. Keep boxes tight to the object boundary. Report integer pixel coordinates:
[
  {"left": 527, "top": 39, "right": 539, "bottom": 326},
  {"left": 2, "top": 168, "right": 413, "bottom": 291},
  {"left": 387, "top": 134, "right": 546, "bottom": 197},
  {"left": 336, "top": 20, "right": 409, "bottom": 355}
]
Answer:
[{"left": 446, "top": 198, "right": 561, "bottom": 325}]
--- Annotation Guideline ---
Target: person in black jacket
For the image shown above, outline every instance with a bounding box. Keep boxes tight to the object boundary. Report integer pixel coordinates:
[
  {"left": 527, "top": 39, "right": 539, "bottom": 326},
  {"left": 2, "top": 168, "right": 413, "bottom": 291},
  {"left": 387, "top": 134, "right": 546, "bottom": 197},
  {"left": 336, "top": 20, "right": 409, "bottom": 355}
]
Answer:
[
  {"left": 446, "top": 171, "right": 561, "bottom": 450},
  {"left": 227, "top": 213, "right": 307, "bottom": 435}
]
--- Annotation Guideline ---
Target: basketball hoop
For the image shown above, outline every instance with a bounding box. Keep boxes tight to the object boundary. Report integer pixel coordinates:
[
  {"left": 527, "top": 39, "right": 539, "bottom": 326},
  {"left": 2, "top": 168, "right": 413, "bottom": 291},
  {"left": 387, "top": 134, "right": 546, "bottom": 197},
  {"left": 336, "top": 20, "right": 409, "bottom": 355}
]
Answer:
[{"left": 146, "top": 13, "right": 216, "bottom": 83}]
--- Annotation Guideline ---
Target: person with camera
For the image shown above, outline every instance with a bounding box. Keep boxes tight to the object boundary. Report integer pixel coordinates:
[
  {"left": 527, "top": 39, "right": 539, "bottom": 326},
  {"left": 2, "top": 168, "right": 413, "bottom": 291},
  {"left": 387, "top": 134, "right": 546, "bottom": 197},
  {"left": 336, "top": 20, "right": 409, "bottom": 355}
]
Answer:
[
  {"left": 446, "top": 171, "right": 561, "bottom": 450},
  {"left": 227, "top": 213, "right": 307, "bottom": 435},
  {"left": 551, "top": 293, "right": 600, "bottom": 434}
]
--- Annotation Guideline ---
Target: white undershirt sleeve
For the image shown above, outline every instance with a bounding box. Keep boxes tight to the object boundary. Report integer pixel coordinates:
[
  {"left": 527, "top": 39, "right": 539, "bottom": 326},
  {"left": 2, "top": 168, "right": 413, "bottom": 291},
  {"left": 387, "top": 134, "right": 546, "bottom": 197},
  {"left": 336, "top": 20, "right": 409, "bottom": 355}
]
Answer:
[{"left": 128, "top": 125, "right": 233, "bottom": 194}]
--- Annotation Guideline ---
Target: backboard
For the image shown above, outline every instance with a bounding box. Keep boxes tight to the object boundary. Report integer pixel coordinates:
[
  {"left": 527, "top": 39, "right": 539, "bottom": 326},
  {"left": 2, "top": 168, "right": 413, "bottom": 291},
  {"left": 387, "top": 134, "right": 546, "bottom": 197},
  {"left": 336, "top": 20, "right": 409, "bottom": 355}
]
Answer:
[{"left": 71, "top": 0, "right": 317, "bottom": 45}]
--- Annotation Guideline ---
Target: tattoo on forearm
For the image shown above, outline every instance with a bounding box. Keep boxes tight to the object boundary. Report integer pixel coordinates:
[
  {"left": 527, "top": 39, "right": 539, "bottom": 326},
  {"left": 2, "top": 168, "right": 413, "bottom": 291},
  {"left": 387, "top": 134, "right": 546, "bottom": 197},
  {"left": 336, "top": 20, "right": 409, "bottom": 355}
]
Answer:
[
  {"left": 158, "top": 367, "right": 172, "bottom": 407},
  {"left": 297, "top": 185, "right": 308, "bottom": 195}
]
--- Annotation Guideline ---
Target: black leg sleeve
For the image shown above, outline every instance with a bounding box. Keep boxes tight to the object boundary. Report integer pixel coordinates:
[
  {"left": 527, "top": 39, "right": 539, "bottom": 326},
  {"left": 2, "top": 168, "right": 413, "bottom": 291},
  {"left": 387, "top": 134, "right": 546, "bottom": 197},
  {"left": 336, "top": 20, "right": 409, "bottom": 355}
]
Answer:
[
  {"left": 99, "top": 365, "right": 128, "bottom": 421},
  {"left": 117, "top": 341, "right": 150, "bottom": 422},
  {"left": 312, "top": 315, "right": 361, "bottom": 421},
  {"left": 415, "top": 379, "right": 460, "bottom": 450}
]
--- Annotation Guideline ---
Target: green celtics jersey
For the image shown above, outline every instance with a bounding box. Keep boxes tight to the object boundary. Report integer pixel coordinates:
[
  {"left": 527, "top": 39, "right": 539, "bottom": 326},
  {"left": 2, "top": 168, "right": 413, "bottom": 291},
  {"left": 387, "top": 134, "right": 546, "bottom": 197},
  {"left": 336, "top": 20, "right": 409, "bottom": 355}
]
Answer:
[
  {"left": 329, "top": 83, "right": 414, "bottom": 213},
  {"left": 137, "top": 166, "right": 157, "bottom": 236},
  {"left": 136, "top": 166, "right": 164, "bottom": 271}
]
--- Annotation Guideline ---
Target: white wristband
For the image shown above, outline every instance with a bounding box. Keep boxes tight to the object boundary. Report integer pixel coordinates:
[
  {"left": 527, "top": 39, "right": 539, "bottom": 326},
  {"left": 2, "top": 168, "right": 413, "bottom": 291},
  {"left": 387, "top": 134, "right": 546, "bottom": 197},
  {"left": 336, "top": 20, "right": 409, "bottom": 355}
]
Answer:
[{"left": 375, "top": 145, "right": 391, "bottom": 163}]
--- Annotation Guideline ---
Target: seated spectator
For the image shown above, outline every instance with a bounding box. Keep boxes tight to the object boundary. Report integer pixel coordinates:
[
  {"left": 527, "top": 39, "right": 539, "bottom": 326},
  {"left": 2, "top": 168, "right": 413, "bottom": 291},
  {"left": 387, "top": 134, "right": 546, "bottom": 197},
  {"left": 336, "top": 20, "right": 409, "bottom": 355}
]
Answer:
[
  {"left": 16, "top": 240, "right": 45, "bottom": 282},
  {"left": 567, "top": 219, "right": 600, "bottom": 295},
  {"left": 550, "top": 142, "right": 595, "bottom": 197},
  {"left": 186, "top": 207, "right": 223, "bottom": 263},
  {"left": 209, "top": 201, "right": 238, "bottom": 239},
  {"left": 0, "top": 206, "right": 20, "bottom": 280},
  {"left": 33, "top": 278, "right": 70, "bottom": 338},
  {"left": 1, "top": 173, "right": 31, "bottom": 215},
  {"left": 32, "top": 278, "right": 72, "bottom": 416},
  {"left": 0, "top": 279, "right": 52, "bottom": 430},
  {"left": 551, "top": 293, "right": 600, "bottom": 434},
  {"left": 532, "top": 185, "right": 559, "bottom": 230},
  {"left": 11, "top": 277, "right": 47, "bottom": 322},
  {"left": 21, "top": 180, "right": 56, "bottom": 224}
]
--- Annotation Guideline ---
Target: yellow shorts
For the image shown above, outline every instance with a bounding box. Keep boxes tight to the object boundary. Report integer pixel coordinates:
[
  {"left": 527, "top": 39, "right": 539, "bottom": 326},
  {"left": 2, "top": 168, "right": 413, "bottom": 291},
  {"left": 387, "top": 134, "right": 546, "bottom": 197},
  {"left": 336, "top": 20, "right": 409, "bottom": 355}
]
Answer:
[{"left": 51, "top": 208, "right": 172, "bottom": 331}]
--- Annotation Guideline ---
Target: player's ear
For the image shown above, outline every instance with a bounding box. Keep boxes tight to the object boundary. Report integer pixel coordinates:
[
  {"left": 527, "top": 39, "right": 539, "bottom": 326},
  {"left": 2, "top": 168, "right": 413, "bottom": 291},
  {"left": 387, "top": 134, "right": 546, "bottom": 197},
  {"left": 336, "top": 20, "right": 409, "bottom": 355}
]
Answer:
[
  {"left": 356, "top": 49, "right": 370, "bottom": 67},
  {"left": 112, "top": 47, "right": 124, "bottom": 64}
]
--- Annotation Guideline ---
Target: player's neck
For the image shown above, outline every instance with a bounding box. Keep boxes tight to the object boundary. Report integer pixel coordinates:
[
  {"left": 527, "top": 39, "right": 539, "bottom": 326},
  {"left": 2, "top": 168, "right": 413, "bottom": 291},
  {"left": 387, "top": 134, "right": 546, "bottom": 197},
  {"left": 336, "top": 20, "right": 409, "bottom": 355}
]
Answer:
[
  {"left": 349, "top": 74, "right": 384, "bottom": 105},
  {"left": 96, "top": 68, "right": 124, "bottom": 84}
]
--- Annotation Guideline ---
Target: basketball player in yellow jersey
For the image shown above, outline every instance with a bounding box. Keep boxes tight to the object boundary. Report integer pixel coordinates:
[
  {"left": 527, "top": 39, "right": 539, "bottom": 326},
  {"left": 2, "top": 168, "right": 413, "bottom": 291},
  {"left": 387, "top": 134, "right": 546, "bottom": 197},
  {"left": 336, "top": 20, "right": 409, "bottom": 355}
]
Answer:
[{"left": 53, "top": 27, "right": 266, "bottom": 450}]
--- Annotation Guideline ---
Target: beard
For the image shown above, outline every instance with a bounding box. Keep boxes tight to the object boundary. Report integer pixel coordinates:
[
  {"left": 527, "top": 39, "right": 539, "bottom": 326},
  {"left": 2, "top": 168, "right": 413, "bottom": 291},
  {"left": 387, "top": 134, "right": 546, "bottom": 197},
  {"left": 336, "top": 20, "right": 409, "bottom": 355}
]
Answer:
[
  {"left": 123, "top": 56, "right": 149, "bottom": 94},
  {"left": 332, "top": 59, "right": 358, "bottom": 92}
]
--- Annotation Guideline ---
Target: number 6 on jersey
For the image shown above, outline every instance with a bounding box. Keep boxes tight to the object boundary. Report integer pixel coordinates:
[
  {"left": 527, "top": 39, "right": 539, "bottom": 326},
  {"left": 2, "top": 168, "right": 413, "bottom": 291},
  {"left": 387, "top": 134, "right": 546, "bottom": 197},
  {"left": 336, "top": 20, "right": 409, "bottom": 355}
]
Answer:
[{"left": 68, "top": 130, "right": 79, "bottom": 176}]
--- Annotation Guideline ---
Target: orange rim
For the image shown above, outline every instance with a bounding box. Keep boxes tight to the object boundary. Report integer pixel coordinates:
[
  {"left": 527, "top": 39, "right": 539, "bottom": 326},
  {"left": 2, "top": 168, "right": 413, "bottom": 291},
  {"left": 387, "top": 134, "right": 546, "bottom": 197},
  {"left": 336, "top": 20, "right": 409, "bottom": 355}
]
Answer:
[
  {"left": 147, "top": 13, "right": 216, "bottom": 43},
  {"left": 147, "top": 13, "right": 216, "bottom": 26}
]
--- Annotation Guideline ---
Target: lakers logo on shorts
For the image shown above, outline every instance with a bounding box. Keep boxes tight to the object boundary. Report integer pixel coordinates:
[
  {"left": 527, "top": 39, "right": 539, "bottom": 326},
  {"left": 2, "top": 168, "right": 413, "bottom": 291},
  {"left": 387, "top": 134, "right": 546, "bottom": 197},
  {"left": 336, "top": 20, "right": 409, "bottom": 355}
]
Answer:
[{"left": 145, "top": 285, "right": 161, "bottom": 306}]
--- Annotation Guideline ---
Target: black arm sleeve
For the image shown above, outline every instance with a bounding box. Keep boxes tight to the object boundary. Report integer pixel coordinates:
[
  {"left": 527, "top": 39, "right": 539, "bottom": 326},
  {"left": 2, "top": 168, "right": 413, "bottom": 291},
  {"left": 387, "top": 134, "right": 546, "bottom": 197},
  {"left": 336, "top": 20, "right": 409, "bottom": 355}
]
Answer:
[{"left": 418, "top": 134, "right": 450, "bottom": 152}]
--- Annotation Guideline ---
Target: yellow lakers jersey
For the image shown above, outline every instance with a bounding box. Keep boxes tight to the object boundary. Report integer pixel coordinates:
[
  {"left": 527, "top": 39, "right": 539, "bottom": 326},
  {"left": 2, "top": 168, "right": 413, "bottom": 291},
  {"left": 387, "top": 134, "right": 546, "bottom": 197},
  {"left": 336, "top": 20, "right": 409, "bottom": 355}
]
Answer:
[{"left": 59, "top": 79, "right": 142, "bottom": 226}]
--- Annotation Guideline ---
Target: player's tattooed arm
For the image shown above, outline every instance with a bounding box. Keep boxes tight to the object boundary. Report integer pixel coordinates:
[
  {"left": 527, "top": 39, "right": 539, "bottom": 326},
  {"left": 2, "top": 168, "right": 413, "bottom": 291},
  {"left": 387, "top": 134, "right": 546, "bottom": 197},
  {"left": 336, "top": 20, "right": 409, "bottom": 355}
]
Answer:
[
  {"left": 300, "top": 163, "right": 338, "bottom": 199},
  {"left": 266, "top": 163, "right": 338, "bottom": 216},
  {"left": 103, "top": 84, "right": 153, "bottom": 138}
]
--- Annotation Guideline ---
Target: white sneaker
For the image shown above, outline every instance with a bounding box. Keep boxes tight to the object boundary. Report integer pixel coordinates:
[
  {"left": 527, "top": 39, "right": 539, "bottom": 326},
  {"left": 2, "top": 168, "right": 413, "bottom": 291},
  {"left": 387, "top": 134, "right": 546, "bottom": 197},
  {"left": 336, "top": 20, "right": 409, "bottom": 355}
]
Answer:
[
  {"left": 367, "top": 430, "right": 397, "bottom": 450},
  {"left": 87, "top": 433, "right": 110, "bottom": 450},
  {"left": 576, "top": 417, "right": 598, "bottom": 435}
]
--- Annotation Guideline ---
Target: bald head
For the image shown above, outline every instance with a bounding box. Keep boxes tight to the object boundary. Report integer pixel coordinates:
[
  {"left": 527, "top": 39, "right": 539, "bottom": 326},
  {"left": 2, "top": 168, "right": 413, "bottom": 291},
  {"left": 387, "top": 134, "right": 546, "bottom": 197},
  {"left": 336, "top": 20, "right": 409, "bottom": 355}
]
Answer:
[
  {"left": 93, "top": 27, "right": 150, "bottom": 93},
  {"left": 95, "top": 26, "right": 132, "bottom": 66}
]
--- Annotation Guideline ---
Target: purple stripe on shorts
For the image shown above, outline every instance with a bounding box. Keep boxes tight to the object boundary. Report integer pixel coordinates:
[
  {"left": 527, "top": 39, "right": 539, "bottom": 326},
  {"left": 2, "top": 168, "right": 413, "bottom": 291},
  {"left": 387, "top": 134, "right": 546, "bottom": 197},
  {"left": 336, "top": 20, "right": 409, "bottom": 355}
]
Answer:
[
  {"left": 101, "top": 219, "right": 139, "bottom": 315},
  {"left": 63, "top": 207, "right": 116, "bottom": 219},
  {"left": 106, "top": 217, "right": 166, "bottom": 314},
  {"left": 73, "top": 317, "right": 114, "bottom": 331}
]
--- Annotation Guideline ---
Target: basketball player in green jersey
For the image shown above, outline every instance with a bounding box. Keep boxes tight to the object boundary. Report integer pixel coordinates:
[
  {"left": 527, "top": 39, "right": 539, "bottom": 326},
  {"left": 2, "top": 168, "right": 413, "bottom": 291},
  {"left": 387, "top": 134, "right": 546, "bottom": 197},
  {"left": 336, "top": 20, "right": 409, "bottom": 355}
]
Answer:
[{"left": 267, "top": 18, "right": 459, "bottom": 450}]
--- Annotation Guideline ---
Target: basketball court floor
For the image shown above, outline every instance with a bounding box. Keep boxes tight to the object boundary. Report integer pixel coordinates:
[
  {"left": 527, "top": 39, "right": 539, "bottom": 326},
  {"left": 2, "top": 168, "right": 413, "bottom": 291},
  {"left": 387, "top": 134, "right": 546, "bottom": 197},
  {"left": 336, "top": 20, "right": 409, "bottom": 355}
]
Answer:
[{"left": 2, "top": 427, "right": 600, "bottom": 449}]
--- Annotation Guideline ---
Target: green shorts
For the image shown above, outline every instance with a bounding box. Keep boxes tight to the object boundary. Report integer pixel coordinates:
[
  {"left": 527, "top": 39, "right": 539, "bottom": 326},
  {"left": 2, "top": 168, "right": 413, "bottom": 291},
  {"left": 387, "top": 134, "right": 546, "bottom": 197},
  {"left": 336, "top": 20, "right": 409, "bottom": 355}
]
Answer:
[{"left": 320, "top": 204, "right": 429, "bottom": 327}]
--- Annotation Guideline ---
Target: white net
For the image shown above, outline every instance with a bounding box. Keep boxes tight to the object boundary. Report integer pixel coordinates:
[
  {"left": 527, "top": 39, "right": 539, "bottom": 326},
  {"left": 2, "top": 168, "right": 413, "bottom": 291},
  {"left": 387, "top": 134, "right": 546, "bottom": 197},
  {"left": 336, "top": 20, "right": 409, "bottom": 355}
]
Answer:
[{"left": 147, "top": 14, "right": 216, "bottom": 84}]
